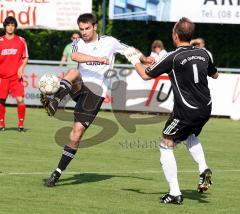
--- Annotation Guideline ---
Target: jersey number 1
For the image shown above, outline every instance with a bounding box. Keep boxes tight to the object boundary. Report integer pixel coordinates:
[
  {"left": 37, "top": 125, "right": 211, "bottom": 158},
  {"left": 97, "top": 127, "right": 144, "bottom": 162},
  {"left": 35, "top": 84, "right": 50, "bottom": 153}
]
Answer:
[{"left": 192, "top": 64, "right": 199, "bottom": 83}]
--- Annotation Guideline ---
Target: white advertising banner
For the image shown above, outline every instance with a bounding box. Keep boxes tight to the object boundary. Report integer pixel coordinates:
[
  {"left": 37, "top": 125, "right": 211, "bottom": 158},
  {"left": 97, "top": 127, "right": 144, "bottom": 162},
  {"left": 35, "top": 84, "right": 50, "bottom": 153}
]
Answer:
[
  {"left": 170, "top": 0, "right": 240, "bottom": 24},
  {"left": 6, "top": 64, "right": 240, "bottom": 117},
  {"left": 0, "top": 0, "right": 92, "bottom": 30},
  {"left": 109, "top": 0, "right": 240, "bottom": 24}
]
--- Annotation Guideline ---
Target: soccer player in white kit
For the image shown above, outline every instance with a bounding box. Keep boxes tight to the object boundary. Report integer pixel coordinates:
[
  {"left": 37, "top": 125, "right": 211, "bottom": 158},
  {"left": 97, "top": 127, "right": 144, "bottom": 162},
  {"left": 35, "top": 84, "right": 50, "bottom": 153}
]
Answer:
[{"left": 42, "top": 13, "right": 154, "bottom": 187}]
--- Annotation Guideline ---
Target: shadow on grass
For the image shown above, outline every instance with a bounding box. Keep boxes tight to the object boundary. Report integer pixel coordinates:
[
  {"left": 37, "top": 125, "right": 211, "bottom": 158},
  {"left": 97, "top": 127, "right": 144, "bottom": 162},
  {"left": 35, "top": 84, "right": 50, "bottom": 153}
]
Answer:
[
  {"left": 44, "top": 173, "right": 152, "bottom": 187},
  {"left": 121, "top": 188, "right": 210, "bottom": 203},
  {"left": 2, "top": 127, "right": 30, "bottom": 132},
  {"left": 181, "top": 189, "right": 210, "bottom": 203}
]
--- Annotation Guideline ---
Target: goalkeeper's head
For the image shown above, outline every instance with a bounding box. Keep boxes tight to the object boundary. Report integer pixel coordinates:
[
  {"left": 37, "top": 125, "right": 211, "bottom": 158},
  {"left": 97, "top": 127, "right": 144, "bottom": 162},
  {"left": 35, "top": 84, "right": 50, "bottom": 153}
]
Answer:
[{"left": 172, "top": 17, "right": 195, "bottom": 47}]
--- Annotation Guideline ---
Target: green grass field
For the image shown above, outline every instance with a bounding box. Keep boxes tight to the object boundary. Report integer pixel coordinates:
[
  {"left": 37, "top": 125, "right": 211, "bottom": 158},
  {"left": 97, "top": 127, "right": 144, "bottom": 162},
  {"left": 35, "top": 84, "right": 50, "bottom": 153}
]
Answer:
[{"left": 0, "top": 107, "right": 240, "bottom": 214}]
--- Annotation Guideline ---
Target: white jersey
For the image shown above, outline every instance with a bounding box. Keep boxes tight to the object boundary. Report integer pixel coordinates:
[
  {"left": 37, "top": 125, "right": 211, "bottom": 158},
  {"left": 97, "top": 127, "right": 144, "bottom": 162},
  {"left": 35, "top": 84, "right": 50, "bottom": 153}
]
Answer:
[
  {"left": 72, "top": 35, "right": 129, "bottom": 97},
  {"left": 150, "top": 49, "right": 167, "bottom": 62}
]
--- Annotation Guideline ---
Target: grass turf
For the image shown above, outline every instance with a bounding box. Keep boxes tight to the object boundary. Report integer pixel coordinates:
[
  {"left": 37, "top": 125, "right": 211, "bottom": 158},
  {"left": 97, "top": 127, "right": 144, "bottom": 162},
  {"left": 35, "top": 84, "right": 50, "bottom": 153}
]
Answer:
[{"left": 0, "top": 107, "right": 240, "bottom": 213}]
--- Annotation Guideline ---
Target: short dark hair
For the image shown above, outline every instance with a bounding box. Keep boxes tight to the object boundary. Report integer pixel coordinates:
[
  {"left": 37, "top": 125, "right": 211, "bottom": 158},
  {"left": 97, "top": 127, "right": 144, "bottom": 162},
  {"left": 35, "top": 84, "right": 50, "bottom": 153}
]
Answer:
[
  {"left": 77, "top": 13, "right": 97, "bottom": 25},
  {"left": 173, "top": 17, "right": 195, "bottom": 42},
  {"left": 71, "top": 32, "right": 80, "bottom": 37},
  {"left": 3, "top": 16, "right": 18, "bottom": 28}
]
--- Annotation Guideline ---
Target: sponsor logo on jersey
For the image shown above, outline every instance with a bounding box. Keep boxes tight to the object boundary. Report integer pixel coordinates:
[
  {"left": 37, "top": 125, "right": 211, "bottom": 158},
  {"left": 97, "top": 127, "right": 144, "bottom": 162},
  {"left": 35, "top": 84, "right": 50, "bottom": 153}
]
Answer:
[
  {"left": 86, "top": 61, "right": 105, "bottom": 66},
  {"left": 1, "top": 48, "right": 18, "bottom": 56},
  {"left": 86, "top": 56, "right": 108, "bottom": 66}
]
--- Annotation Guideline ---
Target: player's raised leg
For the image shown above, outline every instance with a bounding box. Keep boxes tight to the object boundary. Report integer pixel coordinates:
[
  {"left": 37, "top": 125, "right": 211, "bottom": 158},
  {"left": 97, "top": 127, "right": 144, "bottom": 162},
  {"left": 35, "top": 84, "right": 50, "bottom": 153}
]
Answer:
[
  {"left": 47, "top": 68, "right": 81, "bottom": 116},
  {"left": 186, "top": 134, "right": 212, "bottom": 193},
  {"left": 44, "top": 84, "right": 104, "bottom": 187},
  {"left": 44, "top": 122, "right": 85, "bottom": 187}
]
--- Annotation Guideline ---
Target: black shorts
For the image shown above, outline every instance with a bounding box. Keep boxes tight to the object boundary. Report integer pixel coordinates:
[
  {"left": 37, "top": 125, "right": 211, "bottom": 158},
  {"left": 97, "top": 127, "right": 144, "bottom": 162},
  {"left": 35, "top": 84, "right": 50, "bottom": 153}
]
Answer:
[
  {"left": 162, "top": 113, "right": 210, "bottom": 143},
  {"left": 72, "top": 84, "right": 104, "bottom": 129}
]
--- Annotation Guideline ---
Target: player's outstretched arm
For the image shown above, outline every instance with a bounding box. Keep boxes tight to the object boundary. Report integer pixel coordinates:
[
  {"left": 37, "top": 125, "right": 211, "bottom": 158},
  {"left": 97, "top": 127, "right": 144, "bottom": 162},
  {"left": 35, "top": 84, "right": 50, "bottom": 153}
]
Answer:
[
  {"left": 119, "top": 47, "right": 152, "bottom": 80},
  {"left": 134, "top": 63, "right": 152, "bottom": 80},
  {"left": 71, "top": 52, "right": 109, "bottom": 64},
  {"left": 140, "top": 55, "right": 155, "bottom": 66},
  {"left": 119, "top": 47, "right": 155, "bottom": 66}
]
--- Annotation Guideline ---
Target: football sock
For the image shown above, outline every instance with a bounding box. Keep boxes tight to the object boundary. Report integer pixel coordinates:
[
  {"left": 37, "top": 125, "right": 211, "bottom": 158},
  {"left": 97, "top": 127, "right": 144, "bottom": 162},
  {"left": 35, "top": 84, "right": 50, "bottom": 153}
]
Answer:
[
  {"left": 0, "top": 103, "right": 6, "bottom": 127},
  {"left": 57, "top": 145, "right": 77, "bottom": 171},
  {"left": 17, "top": 104, "right": 26, "bottom": 127},
  {"left": 186, "top": 134, "right": 208, "bottom": 174},
  {"left": 55, "top": 168, "right": 62, "bottom": 175},
  {"left": 159, "top": 145, "right": 181, "bottom": 196},
  {"left": 54, "top": 79, "right": 72, "bottom": 101}
]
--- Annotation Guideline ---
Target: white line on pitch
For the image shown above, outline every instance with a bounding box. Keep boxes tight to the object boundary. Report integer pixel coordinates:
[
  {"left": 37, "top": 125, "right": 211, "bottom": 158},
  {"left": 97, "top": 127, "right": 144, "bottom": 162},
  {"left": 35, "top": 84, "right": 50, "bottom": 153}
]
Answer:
[{"left": 0, "top": 169, "right": 240, "bottom": 176}]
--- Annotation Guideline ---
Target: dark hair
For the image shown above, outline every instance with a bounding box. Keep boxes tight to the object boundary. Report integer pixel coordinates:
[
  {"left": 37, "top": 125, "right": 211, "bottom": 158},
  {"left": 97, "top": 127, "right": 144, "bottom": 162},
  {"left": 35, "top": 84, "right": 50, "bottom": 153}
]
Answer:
[
  {"left": 3, "top": 16, "right": 18, "bottom": 28},
  {"left": 71, "top": 32, "right": 80, "bottom": 37},
  {"left": 77, "top": 13, "right": 97, "bottom": 25},
  {"left": 173, "top": 17, "right": 195, "bottom": 42}
]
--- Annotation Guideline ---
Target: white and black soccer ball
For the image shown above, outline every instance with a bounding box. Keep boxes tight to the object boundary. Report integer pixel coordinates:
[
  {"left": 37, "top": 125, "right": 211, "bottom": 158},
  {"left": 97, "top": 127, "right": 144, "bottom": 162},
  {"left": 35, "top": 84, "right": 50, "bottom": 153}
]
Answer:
[{"left": 38, "top": 73, "right": 60, "bottom": 95}]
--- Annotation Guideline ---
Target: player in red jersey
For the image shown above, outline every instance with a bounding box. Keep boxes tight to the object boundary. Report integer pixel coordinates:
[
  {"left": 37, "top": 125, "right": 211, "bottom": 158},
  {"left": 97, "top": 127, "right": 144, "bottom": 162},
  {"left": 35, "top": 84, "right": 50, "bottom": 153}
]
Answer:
[{"left": 0, "top": 16, "right": 29, "bottom": 132}]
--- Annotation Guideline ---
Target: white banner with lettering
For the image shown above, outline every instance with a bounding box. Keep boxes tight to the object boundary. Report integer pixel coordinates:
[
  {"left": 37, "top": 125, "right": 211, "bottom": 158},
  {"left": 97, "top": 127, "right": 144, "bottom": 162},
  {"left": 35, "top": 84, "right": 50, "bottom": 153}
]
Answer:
[
  {"left": 5, "top": 64, "right": 240, "bottom": 117},
  {"left": 0, "top": 0, "right": 92, "bottom": 30},
  {"left": 109, "top": 0, "right": 240, "bottom": 24}
]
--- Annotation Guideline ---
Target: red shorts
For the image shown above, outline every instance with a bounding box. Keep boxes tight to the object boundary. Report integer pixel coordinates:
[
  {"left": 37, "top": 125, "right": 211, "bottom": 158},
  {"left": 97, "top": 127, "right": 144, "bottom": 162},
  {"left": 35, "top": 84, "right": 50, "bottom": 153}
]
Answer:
[{"left": 0, "top": 77, "right": 24, "bottom": 99}]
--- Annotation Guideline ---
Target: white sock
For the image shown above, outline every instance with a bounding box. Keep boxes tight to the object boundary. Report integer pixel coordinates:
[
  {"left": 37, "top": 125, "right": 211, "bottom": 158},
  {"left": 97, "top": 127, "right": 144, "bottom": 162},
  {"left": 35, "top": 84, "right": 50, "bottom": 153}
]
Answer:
[
  {"left": 159, "top": 145, "right": 181, "bottom": 196},
  {"left": 186, "top": 134, "right": 208, "bottom": 174}
]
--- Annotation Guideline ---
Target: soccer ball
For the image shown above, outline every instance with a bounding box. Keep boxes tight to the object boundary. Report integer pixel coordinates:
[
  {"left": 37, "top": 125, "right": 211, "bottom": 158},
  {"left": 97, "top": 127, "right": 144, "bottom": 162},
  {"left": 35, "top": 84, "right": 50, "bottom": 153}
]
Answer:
[{"left": 38, "top": 73, "right": 60, "bottom": 95}]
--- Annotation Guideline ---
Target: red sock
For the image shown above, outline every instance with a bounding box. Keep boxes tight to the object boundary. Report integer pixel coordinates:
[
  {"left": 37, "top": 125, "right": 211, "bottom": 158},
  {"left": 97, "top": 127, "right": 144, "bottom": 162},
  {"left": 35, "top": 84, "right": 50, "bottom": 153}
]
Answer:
[
  {"left": 0, "top": 103, "right": 6, "bottom": 127},
  {"left": 18, "top": 104, "right": 26, "bottom": 127}
]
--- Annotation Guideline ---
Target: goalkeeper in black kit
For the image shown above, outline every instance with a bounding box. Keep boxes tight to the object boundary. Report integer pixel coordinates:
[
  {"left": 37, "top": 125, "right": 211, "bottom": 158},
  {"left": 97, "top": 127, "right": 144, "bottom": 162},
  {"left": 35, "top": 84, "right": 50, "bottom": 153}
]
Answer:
[{"left": 131, "top": 17, "right": 219, "bottom": 204}]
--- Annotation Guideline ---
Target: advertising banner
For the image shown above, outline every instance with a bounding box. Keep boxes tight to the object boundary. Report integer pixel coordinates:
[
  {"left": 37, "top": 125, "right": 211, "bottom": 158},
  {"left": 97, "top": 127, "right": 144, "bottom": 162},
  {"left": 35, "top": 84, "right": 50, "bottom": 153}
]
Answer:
[
  {"left": 0, "top": 0, "right": 92, "bottom": 30},
  {"left": 5, "top": 64, "right": 240, "bottom": 117},
  {"left": 109, "top": 0, "right": 240, "bottom": 24}
]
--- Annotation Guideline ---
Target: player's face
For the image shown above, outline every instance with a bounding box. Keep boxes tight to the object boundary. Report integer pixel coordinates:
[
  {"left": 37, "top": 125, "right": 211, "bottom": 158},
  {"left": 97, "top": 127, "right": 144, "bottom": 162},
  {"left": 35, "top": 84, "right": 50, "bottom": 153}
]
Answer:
[
  {"left": 79, "top": 22, "right": 97, "bottom": 42},
  {"left": 5, "top": 24, "right": 16, "bottom": 35},
  {"left": 154, "top": 46, "right": 161, "bottom": 53}
]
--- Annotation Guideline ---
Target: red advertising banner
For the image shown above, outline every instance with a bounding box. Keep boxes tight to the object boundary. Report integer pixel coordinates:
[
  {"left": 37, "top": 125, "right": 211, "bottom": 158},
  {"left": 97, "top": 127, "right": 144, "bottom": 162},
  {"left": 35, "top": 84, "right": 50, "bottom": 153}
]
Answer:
[{"left": 0, "top": 0, "right": 92, "bottom": 30}]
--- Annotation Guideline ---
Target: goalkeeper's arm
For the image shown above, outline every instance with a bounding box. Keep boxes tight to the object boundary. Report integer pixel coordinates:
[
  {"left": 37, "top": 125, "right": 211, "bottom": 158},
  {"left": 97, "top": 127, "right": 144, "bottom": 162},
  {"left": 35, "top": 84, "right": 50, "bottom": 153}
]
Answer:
[{"left": 134, "top": 63, "right": 152, "bottom": 80}]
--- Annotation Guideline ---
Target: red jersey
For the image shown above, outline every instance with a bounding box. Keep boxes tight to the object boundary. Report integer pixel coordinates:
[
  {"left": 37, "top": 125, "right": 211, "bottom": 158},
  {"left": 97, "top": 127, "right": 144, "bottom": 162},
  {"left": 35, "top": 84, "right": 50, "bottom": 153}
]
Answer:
[{"left": 0, "top": 35, "right": 28, "bottom": 79}]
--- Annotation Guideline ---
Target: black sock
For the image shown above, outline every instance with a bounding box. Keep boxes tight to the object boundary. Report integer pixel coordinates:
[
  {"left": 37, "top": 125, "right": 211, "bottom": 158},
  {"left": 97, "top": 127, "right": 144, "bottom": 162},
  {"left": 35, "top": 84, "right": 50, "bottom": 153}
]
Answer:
[
  {"left": 54, "top": 79, "right": 72, "bottom": 101},
  {"left": 57, "top": 145, "right": 77, "bottom": 171}
]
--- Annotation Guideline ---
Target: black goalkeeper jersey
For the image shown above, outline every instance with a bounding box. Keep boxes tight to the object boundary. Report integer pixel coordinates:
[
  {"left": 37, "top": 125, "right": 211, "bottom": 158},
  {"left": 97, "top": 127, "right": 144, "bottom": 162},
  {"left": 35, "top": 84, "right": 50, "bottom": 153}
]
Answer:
[{"left": 146, "top": 46, "right": 217, "bottom": 121}]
